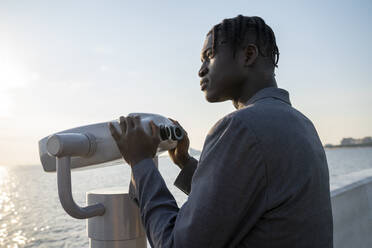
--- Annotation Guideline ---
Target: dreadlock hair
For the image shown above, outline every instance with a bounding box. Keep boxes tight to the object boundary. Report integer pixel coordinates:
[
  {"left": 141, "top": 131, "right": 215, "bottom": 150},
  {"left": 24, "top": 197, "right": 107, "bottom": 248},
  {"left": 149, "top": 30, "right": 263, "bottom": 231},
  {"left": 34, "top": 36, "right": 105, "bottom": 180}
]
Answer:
[{"left": 207, "top": 15, "right": 280, "bottom": 68}]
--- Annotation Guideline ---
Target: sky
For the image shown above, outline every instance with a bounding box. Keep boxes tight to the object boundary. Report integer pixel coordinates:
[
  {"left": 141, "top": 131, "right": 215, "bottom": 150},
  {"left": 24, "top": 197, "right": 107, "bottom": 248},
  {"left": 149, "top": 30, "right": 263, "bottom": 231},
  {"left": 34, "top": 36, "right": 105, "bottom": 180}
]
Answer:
[{"left": 0, "top": 0, "right": 371, "bottom": 166}]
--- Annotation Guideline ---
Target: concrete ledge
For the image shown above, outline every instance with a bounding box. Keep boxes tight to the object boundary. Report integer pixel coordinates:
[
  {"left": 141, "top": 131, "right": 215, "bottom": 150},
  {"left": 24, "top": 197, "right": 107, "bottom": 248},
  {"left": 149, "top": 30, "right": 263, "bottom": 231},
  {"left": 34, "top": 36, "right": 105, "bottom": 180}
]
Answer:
[{"left": 331, "top": 171, "right": 372, "bottom": 248}]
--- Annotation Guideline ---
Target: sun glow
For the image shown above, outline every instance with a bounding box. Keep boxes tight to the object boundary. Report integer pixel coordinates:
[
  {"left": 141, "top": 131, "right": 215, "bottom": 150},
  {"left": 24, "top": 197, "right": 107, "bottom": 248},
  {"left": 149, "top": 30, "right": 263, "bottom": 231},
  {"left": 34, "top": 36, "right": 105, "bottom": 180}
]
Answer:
[
  {"left": 0, "top": 92, "right": 12, "bottom": 118},
  {"left": 0, "top": 49, "right": 31, "bottom": 118}
]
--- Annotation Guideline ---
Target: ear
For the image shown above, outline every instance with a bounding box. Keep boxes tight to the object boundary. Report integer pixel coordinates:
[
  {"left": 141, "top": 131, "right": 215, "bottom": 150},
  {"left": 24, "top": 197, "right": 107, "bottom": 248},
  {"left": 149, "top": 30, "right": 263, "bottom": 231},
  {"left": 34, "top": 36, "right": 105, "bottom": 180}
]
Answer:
[{"left": 244, "top": 44, "right": 258, "bottom": 66}]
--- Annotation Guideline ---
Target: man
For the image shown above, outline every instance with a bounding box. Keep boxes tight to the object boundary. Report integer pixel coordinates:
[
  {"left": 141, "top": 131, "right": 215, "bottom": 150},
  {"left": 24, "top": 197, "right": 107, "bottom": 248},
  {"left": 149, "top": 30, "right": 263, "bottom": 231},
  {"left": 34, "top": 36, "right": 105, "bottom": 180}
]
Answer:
[{"left": 109, "top": 15, "right": 333, "bottom": 247}]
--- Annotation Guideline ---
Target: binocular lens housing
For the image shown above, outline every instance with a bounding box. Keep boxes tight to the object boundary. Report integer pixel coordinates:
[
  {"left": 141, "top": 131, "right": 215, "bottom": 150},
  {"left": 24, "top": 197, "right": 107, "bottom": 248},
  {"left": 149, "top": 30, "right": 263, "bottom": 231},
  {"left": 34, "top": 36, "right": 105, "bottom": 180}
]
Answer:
[{"left": 159, "top": 125, "right": 184, "bottom": 141}]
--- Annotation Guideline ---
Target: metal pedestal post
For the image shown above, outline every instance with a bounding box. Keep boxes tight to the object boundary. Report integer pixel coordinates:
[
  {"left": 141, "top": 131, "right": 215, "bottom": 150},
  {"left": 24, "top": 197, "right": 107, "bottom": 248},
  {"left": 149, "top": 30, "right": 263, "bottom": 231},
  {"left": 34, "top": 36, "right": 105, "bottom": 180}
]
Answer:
[
  {"left": 87, "top": 187, "right": 147, "bottom": 248},
  {"left": 87, "top": 158, "right": 158, "bottom": 248}
]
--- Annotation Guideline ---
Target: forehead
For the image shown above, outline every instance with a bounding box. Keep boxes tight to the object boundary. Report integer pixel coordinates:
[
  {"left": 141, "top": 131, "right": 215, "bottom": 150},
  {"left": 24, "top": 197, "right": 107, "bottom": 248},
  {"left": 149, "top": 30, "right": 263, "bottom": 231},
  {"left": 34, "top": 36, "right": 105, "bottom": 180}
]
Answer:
[{"left": 201, "top": 33, "right": 213, "bottom": 52}]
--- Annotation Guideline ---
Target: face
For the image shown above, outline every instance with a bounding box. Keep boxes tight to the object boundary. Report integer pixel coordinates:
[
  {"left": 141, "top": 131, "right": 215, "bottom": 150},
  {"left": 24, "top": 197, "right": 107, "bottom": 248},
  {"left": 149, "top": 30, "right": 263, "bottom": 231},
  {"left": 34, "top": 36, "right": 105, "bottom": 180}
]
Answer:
[{"left": 199, "top": 33, "right": 245, "bottom": 102}]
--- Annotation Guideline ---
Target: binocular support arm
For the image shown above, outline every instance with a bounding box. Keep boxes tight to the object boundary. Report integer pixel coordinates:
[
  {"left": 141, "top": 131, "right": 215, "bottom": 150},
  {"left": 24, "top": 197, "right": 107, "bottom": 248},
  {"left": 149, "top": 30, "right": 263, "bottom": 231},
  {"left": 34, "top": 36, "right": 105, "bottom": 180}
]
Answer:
[
  {"left": 48, "top": 133, "right": 105, "bottom": 219},
  {"left": 57, "top": 156, "right": 105, "bottom": 219}
]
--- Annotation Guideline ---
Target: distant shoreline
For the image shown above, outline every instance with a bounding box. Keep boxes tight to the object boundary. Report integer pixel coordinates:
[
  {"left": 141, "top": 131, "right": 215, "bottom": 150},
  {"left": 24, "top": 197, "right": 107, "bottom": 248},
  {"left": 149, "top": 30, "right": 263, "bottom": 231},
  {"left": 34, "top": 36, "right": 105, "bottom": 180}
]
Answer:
[
  {"left": 325, "top": 137, "right": 372, "bottom": 148},
  {"left": 324, "top": 143, "right": 372, "bottom": 148}
]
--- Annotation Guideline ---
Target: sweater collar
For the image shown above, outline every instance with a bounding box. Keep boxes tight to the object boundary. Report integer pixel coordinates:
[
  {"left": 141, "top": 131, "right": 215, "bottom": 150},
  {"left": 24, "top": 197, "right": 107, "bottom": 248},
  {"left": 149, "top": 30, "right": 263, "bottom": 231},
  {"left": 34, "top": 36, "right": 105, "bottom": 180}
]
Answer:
[{"left": 237, "top": 87, "right": 291, "bottom": 109}]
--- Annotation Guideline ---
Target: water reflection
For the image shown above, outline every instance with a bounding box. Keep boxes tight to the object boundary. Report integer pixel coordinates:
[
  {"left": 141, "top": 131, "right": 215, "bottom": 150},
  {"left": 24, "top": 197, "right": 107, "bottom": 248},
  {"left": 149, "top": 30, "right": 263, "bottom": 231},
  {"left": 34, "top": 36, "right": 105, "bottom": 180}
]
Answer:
[
  {"left": 0, "top": 166, "right": 34, "bottom": 247},
  {"left": 0, "top": 163, "right": 132, "bottom": 247}
]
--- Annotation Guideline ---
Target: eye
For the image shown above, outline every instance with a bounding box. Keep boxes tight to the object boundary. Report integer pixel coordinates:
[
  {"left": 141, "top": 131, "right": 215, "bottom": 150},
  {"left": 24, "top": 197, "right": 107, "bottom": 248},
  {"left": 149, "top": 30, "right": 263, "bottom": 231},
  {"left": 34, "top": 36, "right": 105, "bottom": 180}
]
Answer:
[{"left": 206, "top": 50, "right": 213, "bottom": 59}]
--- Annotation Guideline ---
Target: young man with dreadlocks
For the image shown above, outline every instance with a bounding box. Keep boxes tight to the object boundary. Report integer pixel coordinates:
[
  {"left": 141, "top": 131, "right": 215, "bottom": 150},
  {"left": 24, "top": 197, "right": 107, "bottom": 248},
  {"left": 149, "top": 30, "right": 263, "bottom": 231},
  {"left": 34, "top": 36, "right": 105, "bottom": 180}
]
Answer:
[{"left": 109, "top": 15, "right": 333, "bottom": 247}]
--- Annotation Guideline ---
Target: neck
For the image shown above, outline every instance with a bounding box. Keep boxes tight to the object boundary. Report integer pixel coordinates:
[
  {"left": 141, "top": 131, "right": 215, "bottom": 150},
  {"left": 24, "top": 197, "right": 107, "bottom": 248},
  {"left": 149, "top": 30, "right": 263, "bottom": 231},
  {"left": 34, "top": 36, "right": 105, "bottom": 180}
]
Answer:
[{"left": 232, "top": 75, "right": 277, "bottom": 109}]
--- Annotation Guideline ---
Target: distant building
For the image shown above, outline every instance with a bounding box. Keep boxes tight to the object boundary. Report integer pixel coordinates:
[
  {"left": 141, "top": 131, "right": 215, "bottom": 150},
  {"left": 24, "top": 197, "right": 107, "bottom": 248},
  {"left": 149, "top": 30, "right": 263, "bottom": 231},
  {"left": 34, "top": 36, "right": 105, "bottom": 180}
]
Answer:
[
  {"left": 340, "top": 136, "right": 372, "bottom": 146},
  {"left": 362, "top": 137, "right": 372, "bottom": 144},
  {"left": 341, "top": 138, "right": 355, "bottom": 145}
]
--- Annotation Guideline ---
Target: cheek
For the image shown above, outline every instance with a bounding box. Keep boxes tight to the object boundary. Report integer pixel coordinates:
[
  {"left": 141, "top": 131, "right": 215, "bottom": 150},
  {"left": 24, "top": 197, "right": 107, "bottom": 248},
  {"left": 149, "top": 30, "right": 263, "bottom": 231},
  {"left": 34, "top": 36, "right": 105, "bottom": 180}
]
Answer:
[
  {"left": 209, "top": 60, "right": 231, "bottom": 85},
  {"left": 209, "top": 55, "right": 235, "bottom": 77},
  {"left": 207, "top": 59, "right": 222, "bottom": 81},
  {"left": 207, "top": 59, "right": 216, "bottom": 74}
]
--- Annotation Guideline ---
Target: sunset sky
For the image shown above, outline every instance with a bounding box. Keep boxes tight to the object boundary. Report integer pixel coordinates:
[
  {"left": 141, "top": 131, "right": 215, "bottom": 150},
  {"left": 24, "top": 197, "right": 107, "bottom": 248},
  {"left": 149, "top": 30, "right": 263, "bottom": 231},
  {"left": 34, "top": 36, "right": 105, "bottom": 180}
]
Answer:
[{"left": 0, "top": 0, "right": 371, "bottom": 165}]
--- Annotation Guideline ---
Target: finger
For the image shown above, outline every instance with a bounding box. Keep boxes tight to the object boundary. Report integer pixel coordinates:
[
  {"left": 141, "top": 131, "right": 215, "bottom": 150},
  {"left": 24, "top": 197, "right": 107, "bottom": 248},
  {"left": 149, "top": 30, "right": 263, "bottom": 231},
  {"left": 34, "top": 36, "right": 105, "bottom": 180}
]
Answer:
[
  {"left": 168, "top": 118, "right": 187, "bottom": 135},
  {"left": 133, "top": 116, "right": 141, "bottom": 129},
  {"left": 168, "top": 118, "right": 180, "bottom": 126},
  {"left": 119, "top": 116, "right": 127, "bottom": 134},
  {"left": 149, "top": 121, "right": 160, "bottom": 140},
  {"left": 109, "top": 122, "right": 121, "bottom": 142},
  {"left": 126, "top": 116, "right": 135, "bottom": 131},
  {"left": 168, "top": 147, "right": 176, "bottom": 155}
]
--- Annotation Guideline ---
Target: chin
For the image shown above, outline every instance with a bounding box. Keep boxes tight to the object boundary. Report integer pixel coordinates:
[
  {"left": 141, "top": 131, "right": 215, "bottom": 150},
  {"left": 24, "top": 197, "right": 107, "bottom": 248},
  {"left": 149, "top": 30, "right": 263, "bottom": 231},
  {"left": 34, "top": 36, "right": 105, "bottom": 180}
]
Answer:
[{"left": 205, "top": 91, "right": 223, "bottom": 103}]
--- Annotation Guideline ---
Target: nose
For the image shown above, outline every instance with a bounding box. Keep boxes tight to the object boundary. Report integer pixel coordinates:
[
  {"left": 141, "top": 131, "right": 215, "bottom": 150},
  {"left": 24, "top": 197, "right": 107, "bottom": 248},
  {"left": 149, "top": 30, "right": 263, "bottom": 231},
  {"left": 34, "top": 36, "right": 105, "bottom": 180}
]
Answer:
[{"left": 198, "top": 64, "right": 209, "bottom": 78}]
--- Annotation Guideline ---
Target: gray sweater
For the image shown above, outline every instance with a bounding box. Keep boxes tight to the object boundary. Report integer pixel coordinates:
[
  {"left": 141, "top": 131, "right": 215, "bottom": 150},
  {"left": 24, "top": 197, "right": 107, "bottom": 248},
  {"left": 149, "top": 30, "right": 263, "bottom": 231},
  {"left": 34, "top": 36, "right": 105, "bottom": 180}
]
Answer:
[{"left": 129, "top": 87, "right": 333, "bottom": 247}]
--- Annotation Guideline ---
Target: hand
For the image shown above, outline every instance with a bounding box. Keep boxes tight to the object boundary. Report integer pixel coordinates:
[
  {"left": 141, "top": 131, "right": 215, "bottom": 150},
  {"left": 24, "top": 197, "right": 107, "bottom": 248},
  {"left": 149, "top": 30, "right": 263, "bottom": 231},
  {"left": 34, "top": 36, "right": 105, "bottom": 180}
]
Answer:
[
  {"left": 168, "top": 118, "right": 191, "bottom": 169},
  {"left": 109, "top": 116, "right": 161, "bottom": 167}
]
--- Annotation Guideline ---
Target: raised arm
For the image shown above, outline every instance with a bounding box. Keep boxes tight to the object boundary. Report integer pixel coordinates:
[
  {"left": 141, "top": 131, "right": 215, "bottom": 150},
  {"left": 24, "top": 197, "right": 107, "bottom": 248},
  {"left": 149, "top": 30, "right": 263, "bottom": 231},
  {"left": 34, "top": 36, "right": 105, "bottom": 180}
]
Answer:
[
  {"left": 167, "top": 118, "right": 198, "bottom": 195},
  {"left": 126, "top": 115, "right": 267, "bottom": 247}
]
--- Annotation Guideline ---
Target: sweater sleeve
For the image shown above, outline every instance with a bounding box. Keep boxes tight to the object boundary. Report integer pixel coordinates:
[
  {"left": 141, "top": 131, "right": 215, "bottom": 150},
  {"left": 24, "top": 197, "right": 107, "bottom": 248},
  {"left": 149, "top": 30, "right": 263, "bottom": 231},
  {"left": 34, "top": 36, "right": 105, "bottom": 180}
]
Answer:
[{"left": 174, "top": 157, "right": 198, "bottom": 195}]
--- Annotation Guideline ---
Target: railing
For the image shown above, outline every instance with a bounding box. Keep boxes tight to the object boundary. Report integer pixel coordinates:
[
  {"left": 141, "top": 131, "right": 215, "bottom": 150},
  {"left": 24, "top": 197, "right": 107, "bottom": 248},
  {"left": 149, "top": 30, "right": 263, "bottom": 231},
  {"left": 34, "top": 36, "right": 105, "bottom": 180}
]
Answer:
[{"left": 331, "top": 173, "right": 372, "bottom": 248}]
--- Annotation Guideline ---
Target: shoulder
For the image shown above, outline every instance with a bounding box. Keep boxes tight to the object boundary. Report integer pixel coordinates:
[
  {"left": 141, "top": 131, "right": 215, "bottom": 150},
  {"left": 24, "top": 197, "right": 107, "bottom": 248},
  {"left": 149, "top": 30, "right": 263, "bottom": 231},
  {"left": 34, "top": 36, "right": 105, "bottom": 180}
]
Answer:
[
  {"left": 210, "top": 105, "right": 261, "bottom": 129},
  {"left": 200, "top": 109, "right": 261, "bottom": 164},
  {"left": 206, "top": 100, "right": 299, "bottom": 145},
  {"left": 206, "top": 109, "right": 255, "bottom": 141}
]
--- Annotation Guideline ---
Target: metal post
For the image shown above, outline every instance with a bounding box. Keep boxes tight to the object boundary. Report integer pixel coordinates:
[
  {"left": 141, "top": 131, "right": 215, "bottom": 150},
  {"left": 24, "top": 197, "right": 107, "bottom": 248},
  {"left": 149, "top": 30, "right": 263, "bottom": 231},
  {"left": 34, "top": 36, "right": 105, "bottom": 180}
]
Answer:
[
  {"left": 86, "top": 156, "right": 158, "bottom": 248},
  {"left": 87, "top": 188, "right": 147, "bottom": 248}
]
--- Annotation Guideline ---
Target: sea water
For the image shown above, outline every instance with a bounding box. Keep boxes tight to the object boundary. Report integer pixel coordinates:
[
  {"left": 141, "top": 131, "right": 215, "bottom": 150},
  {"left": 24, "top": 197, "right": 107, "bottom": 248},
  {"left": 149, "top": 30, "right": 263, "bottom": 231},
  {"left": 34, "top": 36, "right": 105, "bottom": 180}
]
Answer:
[{"left": 0, "top": 147, "right": 371, "bottom": 247}]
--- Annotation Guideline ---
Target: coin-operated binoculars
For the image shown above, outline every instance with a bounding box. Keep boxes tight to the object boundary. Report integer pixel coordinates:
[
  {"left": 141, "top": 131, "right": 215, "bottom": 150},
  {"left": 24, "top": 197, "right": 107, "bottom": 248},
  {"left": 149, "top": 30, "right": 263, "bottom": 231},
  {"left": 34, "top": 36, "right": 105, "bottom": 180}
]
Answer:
[{"left": 38, "top": 113, "right": 184, "bottom": 248}]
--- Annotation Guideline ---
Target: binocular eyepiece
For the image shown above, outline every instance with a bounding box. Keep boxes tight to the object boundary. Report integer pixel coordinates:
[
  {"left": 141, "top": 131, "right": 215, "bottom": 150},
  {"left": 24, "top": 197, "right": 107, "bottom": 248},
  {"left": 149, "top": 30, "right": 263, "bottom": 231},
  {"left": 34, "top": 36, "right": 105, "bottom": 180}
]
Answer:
[{"left": 159, "top": 125, "right": 184, "bottom": 141}]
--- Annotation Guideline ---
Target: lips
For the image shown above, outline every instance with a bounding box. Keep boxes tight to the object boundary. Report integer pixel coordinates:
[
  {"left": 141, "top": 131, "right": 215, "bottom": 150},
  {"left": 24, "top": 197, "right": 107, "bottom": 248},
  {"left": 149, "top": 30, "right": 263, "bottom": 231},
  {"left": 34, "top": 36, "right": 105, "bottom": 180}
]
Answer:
[{"left": 200, "top": 78, "right": 209, "bottom": 91}]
